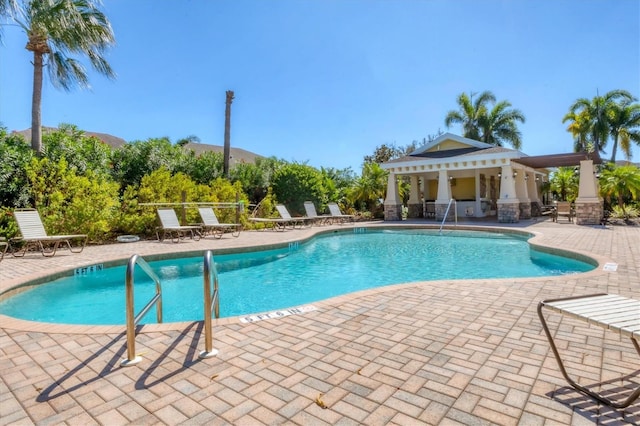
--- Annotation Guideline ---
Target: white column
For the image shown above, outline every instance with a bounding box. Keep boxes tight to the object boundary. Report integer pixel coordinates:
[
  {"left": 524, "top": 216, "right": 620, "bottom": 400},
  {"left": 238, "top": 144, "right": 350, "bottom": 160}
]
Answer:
[
  {"left": 576, "top": 160, "right": 599, "bottom": 201},
  {"left": 384, "top": 173, "right": 399, "bottom": 204},
  {"left": 514, "top": 170, "right": 529, "bottom": 201},
  {"left": 527, "top": 173, "right": 540, "bottom": 203},
  {"left": 408, "top": 175, "right": 420, "bottom": 204},
  {"left": 435, "top": 170, "right": 452, "bottom": 203},
  {"left": 498, "top": 165, "right": 517, "bottom": 200}
]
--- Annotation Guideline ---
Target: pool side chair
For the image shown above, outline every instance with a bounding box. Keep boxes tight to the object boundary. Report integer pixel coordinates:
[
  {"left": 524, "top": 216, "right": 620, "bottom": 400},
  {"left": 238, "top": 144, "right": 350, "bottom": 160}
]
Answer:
[
  {"left": 275, "top": 204, "right": 314, "bottom": 228},
  {"left": 248, "top": 215, "right": 292, "bottom": 232},
  {"left": 156, "top": 208, "right": 202, "bottom": 243},
  {"left": 538, "top": 294, "right": 640, "bottom": 408},
  {"left": 553, "top": 201, "right": 573, "bottom": 223},
  {"left": 0, "top": 237, "right": 8, "bottom": 261},
  {"left": 197, "top": 207, "right": 241, "bottom": 238},
  {"left": 328, "top": 202, "right": 354, "bottom": 224},
  {"left": 303, "top": 201, "right": 331, "bottom": 226},
  {"left": 11, "top": 209, "right": 88, "bottom": 257}
]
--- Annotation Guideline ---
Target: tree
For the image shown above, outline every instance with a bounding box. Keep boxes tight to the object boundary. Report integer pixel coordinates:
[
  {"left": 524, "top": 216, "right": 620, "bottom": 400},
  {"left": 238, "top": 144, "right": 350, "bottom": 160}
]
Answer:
[
  {"left": 223, "top": 90, "right": 234, "bottom": 178},
  {"left": 13, "top": 0, "right": 115, "bottom": 153},
  {"left": 599, "top": 164, "right": 640, "bottom": 218},
  {"left": 549, "top": 167, "right": 578, "bottom": 202},
  {"left": 271, "top": 163, "right": 328, "bottom": 215},
  {"left": 110, "top": 138, "right": 181, "bottom": 190},
  {"left": 348, "top": 162, "right": 388, "bottom": 216},
  {"left": 608, "top": 98, "right": 640, "bottom": 162},
  {"left": 479, "top": 100, "right": 525, "bottom": 149},
  {"left": 0, "top": 127, "right": 34, "bottom": 207},
  {"left": 563, "top": 110, "right": 593, "bottom": 153},
  {"left": 445, "top": 91, "right": 525, "bottom": 149},
  {"left": 444, "top": 91, "right": 495, "bottom": 141},
  {"left": 563, "top": 90, "right": 633, "bottom": 156}
]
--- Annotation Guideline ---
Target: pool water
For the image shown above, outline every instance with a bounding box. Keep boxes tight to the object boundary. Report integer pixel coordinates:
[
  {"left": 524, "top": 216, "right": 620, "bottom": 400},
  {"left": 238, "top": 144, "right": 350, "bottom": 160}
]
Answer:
[{"left": 0, "top": 229, "right": 594, "bottom": 325}]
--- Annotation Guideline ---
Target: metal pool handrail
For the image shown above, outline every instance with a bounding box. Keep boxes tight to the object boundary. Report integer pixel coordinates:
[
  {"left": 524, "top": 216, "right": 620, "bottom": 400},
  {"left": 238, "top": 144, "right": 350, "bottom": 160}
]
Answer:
[
  {"left": 121, "top": 254, "right": 163, "bottom": 367},
  {"left": 200, "top": 250, "right": 220, "bottom": 359},
  {"left": 439, "top": 198, "right": 457, "bottom": 234}
]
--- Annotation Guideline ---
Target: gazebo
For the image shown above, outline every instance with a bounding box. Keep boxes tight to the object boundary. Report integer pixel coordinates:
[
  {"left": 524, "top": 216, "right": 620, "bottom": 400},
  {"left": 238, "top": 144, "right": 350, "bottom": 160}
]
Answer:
[{"left": 380, "top": 133, "right": 603, "bottom": 225}]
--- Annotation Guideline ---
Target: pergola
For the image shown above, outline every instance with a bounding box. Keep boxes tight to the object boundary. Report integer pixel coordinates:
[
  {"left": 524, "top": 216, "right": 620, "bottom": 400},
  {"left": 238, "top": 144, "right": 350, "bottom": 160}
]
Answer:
[{"left": 380, "top": 133, "right": 603, "bottom": 225}]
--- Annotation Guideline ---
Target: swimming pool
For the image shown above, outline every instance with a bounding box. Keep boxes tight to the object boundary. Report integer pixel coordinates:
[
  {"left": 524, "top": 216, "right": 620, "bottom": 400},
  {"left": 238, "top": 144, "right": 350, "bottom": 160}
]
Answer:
[{"left": 0, "top": 229, "right": 594, "bottom": 325}]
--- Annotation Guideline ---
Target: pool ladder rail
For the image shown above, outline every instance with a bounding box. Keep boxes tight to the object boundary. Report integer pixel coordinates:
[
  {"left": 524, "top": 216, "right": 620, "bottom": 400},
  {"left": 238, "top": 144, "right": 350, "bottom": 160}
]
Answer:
[
  {"left": 439, "top": 198, "right": 458, "bottom": 234},
  {"left": 121, "top": 250, "right": 220, "bottom": 367}
]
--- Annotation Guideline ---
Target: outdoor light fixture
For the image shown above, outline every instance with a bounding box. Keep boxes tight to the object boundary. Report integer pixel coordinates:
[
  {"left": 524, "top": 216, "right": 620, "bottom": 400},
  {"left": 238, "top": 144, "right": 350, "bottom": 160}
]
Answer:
[
  {"left": 498, "top": 172, "right": 502, "bottom": 178},
  {"left": 449, "top": 176, "right": 453, "bottom": 180},
  {"left": 513, "top": 171, "right": 518, "bottom": 178},
  {"left": 524, "top": 175, "right": 529, "bottom": 181},
  {"left": 535, "top": 176, "right": 540, "bottom": 181}
]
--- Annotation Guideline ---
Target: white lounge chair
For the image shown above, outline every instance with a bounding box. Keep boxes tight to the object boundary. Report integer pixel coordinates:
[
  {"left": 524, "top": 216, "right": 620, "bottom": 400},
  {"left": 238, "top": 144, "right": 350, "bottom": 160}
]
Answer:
[
  {"left": 327, "top": 202, "right": 354, "bottom": 223},
  {"left": 538, "top": 293, "right": 640, "bottom": 408},
  {"left": 11, "top": 209, "right": 88, "bottom": 257},
  {"left": 303, "top": 201, "right": 331, "bottom": 226},
  {"left": 156, "top": 208, "right": 201, "bottom": 243},
  {"left": 275, "top": 204, "right": 314, "bottom": 228},
  {"left": 197, "top": 207, "right": 241, "bottom": 238}
]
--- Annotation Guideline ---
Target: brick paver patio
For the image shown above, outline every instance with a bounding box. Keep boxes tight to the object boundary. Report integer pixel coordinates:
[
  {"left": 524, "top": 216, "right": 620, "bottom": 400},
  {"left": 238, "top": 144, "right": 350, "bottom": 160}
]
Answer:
[{"left": 0, "top": 219, "right": 638, "bottom": 425}]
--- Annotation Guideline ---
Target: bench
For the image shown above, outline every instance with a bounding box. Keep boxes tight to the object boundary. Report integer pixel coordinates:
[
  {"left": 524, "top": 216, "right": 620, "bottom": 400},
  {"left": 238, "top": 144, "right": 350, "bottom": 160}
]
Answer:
[{"left": 537, "top": 294, "right": 640, "bottom": 408}]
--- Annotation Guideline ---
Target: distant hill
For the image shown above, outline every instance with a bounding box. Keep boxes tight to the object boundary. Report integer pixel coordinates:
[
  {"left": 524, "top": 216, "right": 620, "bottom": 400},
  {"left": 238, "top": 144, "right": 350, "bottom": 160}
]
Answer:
[
  {"left": 12, "top": 127, "right": 264, "bottom": 165},
  {"left": 13, "top": 126, "right": 127, "bottom": 149}
]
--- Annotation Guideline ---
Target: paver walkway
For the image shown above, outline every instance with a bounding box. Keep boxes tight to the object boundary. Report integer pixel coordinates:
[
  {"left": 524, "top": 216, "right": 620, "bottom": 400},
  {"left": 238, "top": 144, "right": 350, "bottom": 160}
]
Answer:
[{"left": 0, "top": 220, "right": 638, "bottom": 425}]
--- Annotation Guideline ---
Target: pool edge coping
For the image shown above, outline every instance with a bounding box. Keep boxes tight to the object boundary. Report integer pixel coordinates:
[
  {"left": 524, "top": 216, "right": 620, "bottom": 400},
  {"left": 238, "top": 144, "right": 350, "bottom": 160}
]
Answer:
[{"left": 0, "top": 223, "right": 612, "bottom": 334}]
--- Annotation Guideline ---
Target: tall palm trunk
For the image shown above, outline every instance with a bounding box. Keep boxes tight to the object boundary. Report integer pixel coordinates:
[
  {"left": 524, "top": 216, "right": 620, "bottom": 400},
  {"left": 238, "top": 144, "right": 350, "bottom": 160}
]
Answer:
[
  {"left": 28, "top": 45, "right": 46, "bottom": 154},
  {"left": 223, "top": 90, "right": 234, "bottom": 178}
]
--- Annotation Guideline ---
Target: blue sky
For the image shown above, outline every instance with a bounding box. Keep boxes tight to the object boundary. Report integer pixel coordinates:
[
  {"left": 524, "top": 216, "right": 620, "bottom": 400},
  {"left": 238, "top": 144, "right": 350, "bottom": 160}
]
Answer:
[{"left": 1, "top": 0, "right": 639, "bottom": 173}]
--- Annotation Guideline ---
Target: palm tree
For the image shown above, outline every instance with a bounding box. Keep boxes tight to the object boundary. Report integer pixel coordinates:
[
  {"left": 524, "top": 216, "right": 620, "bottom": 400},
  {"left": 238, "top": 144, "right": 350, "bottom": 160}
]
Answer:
[
  {"left": 445, "top": 91, "right": 495, "bottom": 140},
  {"left": 348, "top": 163, "right": 388, "bottom": 215},
  {"left": 13, "top": 0, "right": 115, "bottom": 153},
  {"left": 608, "top": 98, "right": 640, "bottom": 162},
  {"left": 563, "top": 90, "right": 633, "bottom": 156},
  {"left": 563, "top": 109, "right": 593, "bottom": 153},
  {"left": 550, "top": 167, "right": 578, "bottom": 202},
  {"left": 223, "top": 90, "right": 234, "bottom": 178},
  {"left": 599, "top": 165, "right": 640, "bottom": 217},
  {"left": 479, "top": 100, "right": 525, "bottom": 149},
  {"left": 445, "top": 91, "right": 525, "bottom": 149}
]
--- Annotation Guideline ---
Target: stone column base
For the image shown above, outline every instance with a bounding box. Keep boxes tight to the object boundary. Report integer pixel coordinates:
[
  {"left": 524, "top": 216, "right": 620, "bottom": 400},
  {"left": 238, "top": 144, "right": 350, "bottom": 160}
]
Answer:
[
  {"left": 498, "top": 201, "right": 520, "bottom": 223},
  {"left": 575, "top": 200, "right": 603, "bottom": 225},
  {"left": 407, "top": 203, "right": 423, "bottom": 219},
  {"left": 435, "top": 203, "right": 455, "bottom": 222},
  {"left": 519, "top": 201, "right": 532, "bottom": 219},
  {"left": 384, "top": 203, "right": 403, "bottom": 221}
]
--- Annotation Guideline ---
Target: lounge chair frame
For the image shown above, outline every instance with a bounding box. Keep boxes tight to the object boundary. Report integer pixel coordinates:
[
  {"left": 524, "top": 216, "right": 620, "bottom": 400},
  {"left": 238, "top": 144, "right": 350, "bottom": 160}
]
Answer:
[
  {"left": 156, "top": 208, "right": 202, "bottom": 243},
  {"left": 552, "top": 201, "right": 574, "bottom": 223},
  {"left": 197, "top": 207, "right": 241, "bottom": 238},
  {"left": 11, "top": 209, "right": 88, "bottom": 257},
  {"left": 0, "top": 237, "right": 8, "bottom": 261},
  {"left": 275, "top": 204, "right": 313, "bottom": 228},
  {"left": 328, "top": 202, "right": 354, "bottom": 224},
  {"left": 303, "top": 201, "right": 331, "bottom": 226},
  {"left": 538, "top": 293, "right": 640, "bottom": 408}
]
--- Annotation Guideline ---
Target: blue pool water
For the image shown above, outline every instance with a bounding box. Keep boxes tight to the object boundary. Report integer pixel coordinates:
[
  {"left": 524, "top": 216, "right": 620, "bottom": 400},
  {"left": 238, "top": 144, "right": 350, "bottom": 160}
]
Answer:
[{"left": 0, "top": 229, "right": 594, "bottom": 325}]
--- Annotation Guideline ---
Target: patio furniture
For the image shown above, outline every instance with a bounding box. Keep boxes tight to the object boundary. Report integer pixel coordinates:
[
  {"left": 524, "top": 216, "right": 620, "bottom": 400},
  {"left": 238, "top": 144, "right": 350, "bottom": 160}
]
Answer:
[
  {"left": 537, "top": 293, "right": 640, "bottom": 408},
  {"left": 11, "top": 209, "right": 88, "bottom": 257},
  {"left": 303, "top": 201, "right": 331, "bottom": 225},
  {"left": 156, "top": 208, "right": 202, "bottom": 243},
  {"left": 197, "top": 207, "right": 241, "bottom": 238},
  {"left": 328, "top": 202, "right": 354, "bottom": 223},
  {"left": 0, "top": 237, "right": 8, "bottom": 261},
  {"left": 275, "top": 204, "right": 314, "bottom": 228},
  {"left": 553, "top": 201, "right": 574, "bottom": 222}
]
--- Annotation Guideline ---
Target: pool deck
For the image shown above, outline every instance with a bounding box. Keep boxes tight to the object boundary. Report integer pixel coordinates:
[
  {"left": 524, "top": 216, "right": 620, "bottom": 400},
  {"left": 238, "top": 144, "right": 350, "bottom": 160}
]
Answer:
[{"left": 0, "top": 219, "right": 638, "bottom": 425}]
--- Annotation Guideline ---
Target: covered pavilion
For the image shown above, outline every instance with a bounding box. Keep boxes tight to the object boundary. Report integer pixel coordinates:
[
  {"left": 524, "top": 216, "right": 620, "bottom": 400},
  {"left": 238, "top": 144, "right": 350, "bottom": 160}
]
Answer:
[{"left": 380, "top": 133, "right": 603, "bottom": 225}]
